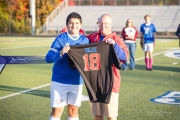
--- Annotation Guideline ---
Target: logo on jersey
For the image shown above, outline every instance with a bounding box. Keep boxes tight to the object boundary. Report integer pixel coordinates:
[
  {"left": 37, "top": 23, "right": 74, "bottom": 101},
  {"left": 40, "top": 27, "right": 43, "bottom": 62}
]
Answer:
[
  {"left": 84, "top": 47, "right": 97, "bottom": 53},
  {"left": 150, "top": 91, "right": 180, "bottom": 105},
  {"left": 66, "top": 42, "right": 70, "bottom": 45},
  {"left": 144, "top": 27, "right": 150, "bottom": 34}
]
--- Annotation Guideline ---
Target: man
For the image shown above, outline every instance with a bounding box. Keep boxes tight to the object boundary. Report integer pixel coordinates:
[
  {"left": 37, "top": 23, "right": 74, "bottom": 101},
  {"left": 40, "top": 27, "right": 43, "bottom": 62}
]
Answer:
[
  {"left": 140, "top": 15, "right": 156, "bottom": 71},
  {"left": 87, "top": 14, "right": 128, "bottom": 120},
  {"left": 46, "top": 12, "right": 89, "bottom": 120}
]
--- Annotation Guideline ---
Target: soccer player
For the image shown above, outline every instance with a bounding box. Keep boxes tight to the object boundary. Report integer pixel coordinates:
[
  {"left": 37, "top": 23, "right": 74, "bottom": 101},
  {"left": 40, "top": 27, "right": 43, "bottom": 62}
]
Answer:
[
  {"left": 45, "top": 12, "right": 89, "bottom": 120},
  {"left": 140, "top": 15, "right": 156, "bottom": 71},
  {"left": 121, "top": 19, "right": 138, "bottom": 70},
  {"left": 87, "top": 14, "right": 128, "bottom": 120}
]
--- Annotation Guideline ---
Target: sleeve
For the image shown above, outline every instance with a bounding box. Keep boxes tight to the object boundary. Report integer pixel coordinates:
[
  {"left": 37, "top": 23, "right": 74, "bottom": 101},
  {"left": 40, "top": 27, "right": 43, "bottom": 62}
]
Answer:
[
  {"left": 140, "top": 24, "right": 144, "bottom": 33},
  {"left": 153, "top": 24, "right": 157, "bottom": 33},
  {"left": 134, "top": 27, "right": 139, "bottom": 39},
  {"left": 45, "top": 36, "right": 63, "bottom": 63},
  {"left": 113, "top": 43, "right": 126, "bottom": 61},
  {"left": 111, "top": 45, "right": 121, "bottom": 70},
  {"left": 114, "top": 36, "right": 129, "bottom": 63},
  {"left": 121, "top": 27, "right": 127, "bottom": 38}
]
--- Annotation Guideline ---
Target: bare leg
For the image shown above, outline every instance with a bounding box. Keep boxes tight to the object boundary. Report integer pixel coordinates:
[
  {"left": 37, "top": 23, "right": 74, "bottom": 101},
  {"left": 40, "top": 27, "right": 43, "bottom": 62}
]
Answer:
[
  {"left": 50, "top": 107, "right": 64, "bottom": 118},
  {"left": 68, "top": 104, "right": 79, "bottom": 118}
]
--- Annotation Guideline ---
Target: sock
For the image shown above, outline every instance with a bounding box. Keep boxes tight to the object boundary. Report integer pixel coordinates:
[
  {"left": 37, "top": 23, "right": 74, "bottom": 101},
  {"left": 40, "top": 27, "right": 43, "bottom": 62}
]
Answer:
[
  {"left": 145, "top": 58, "right": 149, "bottom": 69},
  {"left": 149, "top": 58, "right": 153, "bottom": 69},
  {"left": 68, "top": 116, "right": 79, "bottom": 120},
  {"left": 49, "top": 116, "right": 60, "bottom": 120}
]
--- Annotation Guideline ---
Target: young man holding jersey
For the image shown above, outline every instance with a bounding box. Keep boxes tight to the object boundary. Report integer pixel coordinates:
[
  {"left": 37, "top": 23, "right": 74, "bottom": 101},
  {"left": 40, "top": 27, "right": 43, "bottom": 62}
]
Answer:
[
  {"left": 46, "top": 12, "right": 89, "bottom": 120},
  {"left": 87, "top": 14, "right": 128, "bottom": 120}
]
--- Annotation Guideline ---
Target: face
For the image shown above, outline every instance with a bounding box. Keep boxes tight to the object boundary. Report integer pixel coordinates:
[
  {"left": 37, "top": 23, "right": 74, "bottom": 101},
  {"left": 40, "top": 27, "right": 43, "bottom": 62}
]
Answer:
[
  {"left": 127, "top": 20, "right": 132, "bottom": 27},
  {"left": 145, "top": 16, "right": 151, "bottom": 23},
  {"left": 99, "top": 15, "right": 112, "bottom": 36},
  {"left": 97, "top": 17, "right": 101, "bottom": 29},
  {"left": 67, "top": 18, "right": 82, "bottom": 36}
]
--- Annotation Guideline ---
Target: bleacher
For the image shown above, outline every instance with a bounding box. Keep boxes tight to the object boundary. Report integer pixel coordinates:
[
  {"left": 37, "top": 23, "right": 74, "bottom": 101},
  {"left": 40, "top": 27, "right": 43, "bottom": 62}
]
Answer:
[{"left": 43, "top": 2, "right": 180, "bottom": 35}]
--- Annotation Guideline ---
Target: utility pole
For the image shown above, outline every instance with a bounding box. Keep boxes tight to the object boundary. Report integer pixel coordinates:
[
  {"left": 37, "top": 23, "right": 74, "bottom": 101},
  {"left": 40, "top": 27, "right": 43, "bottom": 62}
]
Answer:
[{"left": 30, "top": 0, "right": 35, "bottom": 36}]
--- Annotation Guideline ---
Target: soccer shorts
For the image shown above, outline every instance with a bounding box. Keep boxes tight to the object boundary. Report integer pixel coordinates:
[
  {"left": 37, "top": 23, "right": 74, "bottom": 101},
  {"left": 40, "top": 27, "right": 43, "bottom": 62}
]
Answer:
[
  {"left": 50, "top": 81, "right": 83, "bottom": 108},
  {"left": 90, "top": 92, "right": 119, "bottom": 117},
  {"left": 144, "top": 43, "right": 154, "bottom": 52}
]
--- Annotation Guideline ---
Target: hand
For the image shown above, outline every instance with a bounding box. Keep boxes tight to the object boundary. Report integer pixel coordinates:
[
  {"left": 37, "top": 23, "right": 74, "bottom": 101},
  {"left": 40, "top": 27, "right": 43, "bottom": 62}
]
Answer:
[
  {"left": 128, "top": 35, "right": 134, "bottom": 39},
  {"left": 106, "top": 39, "right": 115, "bottom": 45},
  {"left": 60, "top": 46, "right": 70, "bottom": 56}
]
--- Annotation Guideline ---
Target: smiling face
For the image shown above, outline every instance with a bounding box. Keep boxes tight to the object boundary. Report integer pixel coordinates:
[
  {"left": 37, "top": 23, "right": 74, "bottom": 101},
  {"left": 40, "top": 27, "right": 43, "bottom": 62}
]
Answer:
[
  {"left": 66, "top": 12, "right": 82, "bottom": 36},
  {"left": 99, "top": 14, "right": 112, "bottom": 36},
  {"left": 67, "top": 18, "right": 82, "bottom": 36}
]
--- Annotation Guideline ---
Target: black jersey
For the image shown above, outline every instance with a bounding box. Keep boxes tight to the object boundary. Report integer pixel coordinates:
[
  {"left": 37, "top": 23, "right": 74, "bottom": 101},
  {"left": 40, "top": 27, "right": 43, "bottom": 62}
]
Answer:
[{"left": 67, "top": 42, "right": 121, "bottom": 103}]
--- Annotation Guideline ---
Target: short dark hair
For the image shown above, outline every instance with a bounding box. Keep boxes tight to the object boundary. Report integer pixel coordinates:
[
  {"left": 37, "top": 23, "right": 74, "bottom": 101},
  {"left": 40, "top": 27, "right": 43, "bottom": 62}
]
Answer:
[{"left": 66, "top": 12, "right": 82, "bottom": 25}]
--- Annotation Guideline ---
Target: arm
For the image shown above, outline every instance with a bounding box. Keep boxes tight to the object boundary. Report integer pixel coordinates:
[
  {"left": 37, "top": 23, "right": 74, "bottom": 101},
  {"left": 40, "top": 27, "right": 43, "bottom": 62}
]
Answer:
[
  {"left": 45, "top": 36, "right": 65, "bottom": 63},
  {"left": 113, "top": 43, "right": 126, "bottom": 61},
  {"left": 153, "top": 32, "right": 156, "bottom": 46},
  {"left": 113, "top": 36, "right": 129, "bottom": 62},
  {"left": 121, "top": 28, "right": 128, "bottom": 38},
  {"left": 134, "top": 27, "right": 139, "bottom": 39}
]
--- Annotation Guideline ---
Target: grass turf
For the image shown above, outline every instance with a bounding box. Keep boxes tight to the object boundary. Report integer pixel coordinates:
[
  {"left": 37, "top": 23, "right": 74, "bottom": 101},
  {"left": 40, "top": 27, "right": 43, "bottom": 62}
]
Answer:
[{"left": 0, "top": 37, "right": 179, "bottom": 120}]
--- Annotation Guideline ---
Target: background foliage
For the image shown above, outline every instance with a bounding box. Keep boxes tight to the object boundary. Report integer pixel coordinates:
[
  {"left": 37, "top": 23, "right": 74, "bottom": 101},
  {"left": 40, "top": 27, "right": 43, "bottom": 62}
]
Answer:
[{"left": 0, "top": 0, "right": 62, "bottom": 34}]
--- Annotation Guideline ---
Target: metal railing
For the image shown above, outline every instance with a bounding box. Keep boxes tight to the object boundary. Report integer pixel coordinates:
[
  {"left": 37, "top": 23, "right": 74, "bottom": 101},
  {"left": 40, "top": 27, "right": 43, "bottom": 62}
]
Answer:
[
  {"left": 37, "top": 0, "right": 67, "bottom": 34},
  {"left": 67, "top": 0, "right": 180, "bottom": 6}
]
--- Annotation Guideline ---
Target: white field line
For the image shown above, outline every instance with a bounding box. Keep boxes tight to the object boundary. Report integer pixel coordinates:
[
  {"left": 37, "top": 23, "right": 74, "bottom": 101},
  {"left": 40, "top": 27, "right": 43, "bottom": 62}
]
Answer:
[
  {"left": 0, "top": 84, "right": 50, "bottom": 100},
  {"left": 0, "top": 45, "right": 50, "bottom": 50},
  {"left": 0, "top": 48, "right": 179, "bottom": 100},
  {"left": 135, "top": 48, "right": 179, "bottom": 62}
]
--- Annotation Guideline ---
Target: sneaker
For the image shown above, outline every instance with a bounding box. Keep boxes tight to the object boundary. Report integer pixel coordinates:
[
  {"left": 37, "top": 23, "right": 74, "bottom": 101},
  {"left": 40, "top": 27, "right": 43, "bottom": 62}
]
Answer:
[
  {"left": 145, "top": 68, "right": 149, "bottom": 71},
  {"left": 149, "top": 68, "right": 153, "bottom": 71},
  {"left": 131, "top": 68, "right": 134, "bottom": 70}
]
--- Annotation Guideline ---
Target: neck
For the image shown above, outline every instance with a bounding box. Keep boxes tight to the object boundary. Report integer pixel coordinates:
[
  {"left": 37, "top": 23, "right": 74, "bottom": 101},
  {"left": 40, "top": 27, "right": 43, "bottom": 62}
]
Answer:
[
  {"left": 101, "top": 31, "right": 112, "bottom": 36},
  {"left": 68, "top": 32, "right": 79, "bottom": 36}
]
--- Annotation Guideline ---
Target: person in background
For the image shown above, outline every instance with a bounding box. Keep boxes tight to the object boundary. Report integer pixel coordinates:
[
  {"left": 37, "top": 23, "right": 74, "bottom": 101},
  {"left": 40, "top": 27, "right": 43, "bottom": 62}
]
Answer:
[
  {"left": 140, "top": 14, "right": 156, "bottom": 71},
  {"left": 175, "top": 24, "right": 180, "bottom": 47},
  {"left": 121, "top": 19, "right": 138, "bottom": 70},
  {"left": 46, "top": 12, "right": 89, "bottom": 120},
  {"left": 87, "top": 14, "right": 128, "bottom": 120}
]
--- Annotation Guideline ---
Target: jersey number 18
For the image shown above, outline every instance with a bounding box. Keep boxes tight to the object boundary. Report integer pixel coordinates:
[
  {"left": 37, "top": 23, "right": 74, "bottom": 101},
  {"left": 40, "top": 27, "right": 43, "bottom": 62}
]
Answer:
[{"left": 83, "top": 53, "right": 100, "bottom": 71}]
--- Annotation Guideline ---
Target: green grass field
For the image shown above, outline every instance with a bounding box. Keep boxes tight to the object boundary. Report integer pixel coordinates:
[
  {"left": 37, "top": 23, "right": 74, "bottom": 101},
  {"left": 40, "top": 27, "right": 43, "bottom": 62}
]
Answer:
[{"left": 0, "top": 37, "right": 180, "bottom": 120}]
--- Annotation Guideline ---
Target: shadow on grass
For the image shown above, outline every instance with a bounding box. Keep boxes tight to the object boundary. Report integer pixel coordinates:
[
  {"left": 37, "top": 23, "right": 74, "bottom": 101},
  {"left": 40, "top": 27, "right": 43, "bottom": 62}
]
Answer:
[
  {"left": 0, "top": 85, "right": 50, "bottom": 98},
  {"left": 127, "top": 64, "right": 180, "bottom": 72}
]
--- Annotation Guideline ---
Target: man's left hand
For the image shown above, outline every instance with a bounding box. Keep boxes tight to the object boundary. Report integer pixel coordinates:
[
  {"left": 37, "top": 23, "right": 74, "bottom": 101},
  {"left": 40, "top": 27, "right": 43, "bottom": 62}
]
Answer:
[{"left": 106, "top": 39, "right": 115, "bottom": 45}]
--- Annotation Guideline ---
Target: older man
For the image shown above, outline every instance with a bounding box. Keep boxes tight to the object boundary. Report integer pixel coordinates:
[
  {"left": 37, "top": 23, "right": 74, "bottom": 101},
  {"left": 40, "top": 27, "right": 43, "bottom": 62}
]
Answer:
[{"left": 87, "top": 14, "right": 128, "bottom": 120}]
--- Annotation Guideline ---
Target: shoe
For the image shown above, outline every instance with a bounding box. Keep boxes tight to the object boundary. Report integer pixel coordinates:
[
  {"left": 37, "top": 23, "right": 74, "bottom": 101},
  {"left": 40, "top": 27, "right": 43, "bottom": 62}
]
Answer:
[
  {"left": 131, "top": 68, "right": 134, "bottom": 70},
  {"left": 145, "top": 68, "right": 149, "bottom": 71},
  {"left": 149, "top": 68, "right": 153, "bottom": 71}
]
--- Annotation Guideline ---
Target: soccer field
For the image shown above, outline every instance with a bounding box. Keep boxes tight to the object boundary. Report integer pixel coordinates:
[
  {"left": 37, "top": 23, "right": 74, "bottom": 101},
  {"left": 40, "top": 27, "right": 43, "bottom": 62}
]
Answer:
[{"left": 0, "top": 37, "right": 180, "bottom": 120}]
